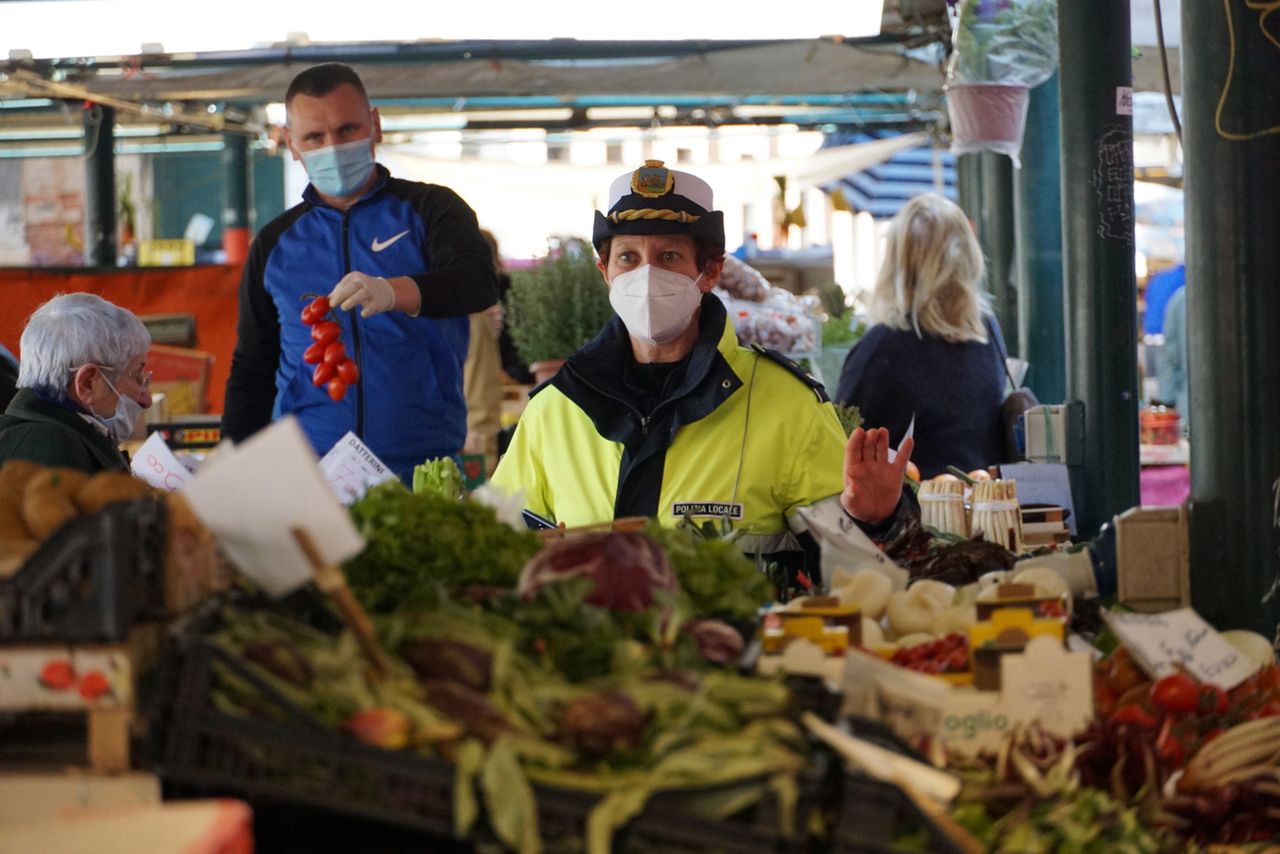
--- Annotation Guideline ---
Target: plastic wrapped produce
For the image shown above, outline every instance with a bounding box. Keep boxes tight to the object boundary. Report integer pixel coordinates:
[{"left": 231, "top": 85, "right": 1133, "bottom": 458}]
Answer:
[
  {"left": 716, "top": 255, "right": 771, "bottom": 302},
  {"left": 718, "top": 294, "right": 820, "bottom": 356}
]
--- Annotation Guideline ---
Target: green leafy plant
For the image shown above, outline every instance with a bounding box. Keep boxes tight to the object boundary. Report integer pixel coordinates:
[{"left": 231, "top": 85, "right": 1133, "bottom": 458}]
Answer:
[
  {"left": 505, "top": 240, "right": 615, "bottom": 365},
  {"left": 952, "top": 0, "right": 1058, "bottom": 85}
]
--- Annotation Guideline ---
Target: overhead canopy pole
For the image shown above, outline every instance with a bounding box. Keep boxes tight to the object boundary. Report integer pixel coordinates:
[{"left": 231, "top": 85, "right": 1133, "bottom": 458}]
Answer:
[
  {"left": 1182, "top": 0, "right": 1280, "bottom": 635},
  {"left": 1056, "top": 0, "right": 1141, "bottom": 536},
  {"left": 83, "top": 103, "right": 116, "bottom": 268}
]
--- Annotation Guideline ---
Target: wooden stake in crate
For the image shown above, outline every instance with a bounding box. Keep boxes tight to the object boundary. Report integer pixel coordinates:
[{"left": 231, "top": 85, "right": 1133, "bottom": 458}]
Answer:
[
  {"left": 536, "top": 515, "right": 649, "bottom": 542},
  {"left": 291, "top": 527, "right": 392, "bottom": 680}
]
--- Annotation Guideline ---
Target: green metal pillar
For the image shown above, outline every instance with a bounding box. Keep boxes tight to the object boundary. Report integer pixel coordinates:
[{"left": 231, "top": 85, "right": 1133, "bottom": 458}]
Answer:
[
  {"left": 221, "top": 131, "right": 252, "bottom": 264},
  {"left": 83, "top": 103, "right": 116, "bottom": 267},
  {"left": 1182, "top": 1, "right": 1280, "bottom": 635},
  {"left": 979, "top": 152, "right": 1018, "bottom": 354},
  {"left": 1056, "top": 0, "right": 1140, "bottom": 537},
  {"left": 1014, "top": 73, "right": 1066, "bottom": 404},
  {"left": 955, "top": 153, "right": 983, "bottom": 229}
]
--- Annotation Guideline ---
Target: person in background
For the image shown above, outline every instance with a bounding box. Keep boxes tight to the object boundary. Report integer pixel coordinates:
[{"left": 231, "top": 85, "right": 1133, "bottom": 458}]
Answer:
[
  {"left": 0, "top": 343, "right": 18, "bottom": 412},
  {"left": 492, "top": 160, "right": 914, "bottom": 571},
  {"left": 1141, "top": 261, "right": 1186, "bottom": 386},
  {"left": 0, "top": 293, "right": 152, "bottom": 474},
  {"left": 834, "top": 193, "right": 1007, "bottom": 478},
  {"left": 222, "top": 62, "right": 497, "bottom": 482},
  {"left": 1157, "top": 285, "right": 1189, "bottom": 435},
  {"left": 489, "top": 233, "right": 533, "bottom": 385},
  {"left": 462, "top": 230, "right": 507, "bottom": 473}
]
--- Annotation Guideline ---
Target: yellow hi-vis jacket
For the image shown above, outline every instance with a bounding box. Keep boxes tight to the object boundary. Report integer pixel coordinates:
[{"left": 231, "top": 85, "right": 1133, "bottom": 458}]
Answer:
[{"left": 491, "top": 296, "right": 848, "bottom": 545}]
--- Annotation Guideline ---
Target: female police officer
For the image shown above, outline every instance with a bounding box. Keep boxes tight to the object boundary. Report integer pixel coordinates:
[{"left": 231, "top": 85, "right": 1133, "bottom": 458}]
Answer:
[{"left": 491, "top": 161, "right": 914, "bottom": 561}]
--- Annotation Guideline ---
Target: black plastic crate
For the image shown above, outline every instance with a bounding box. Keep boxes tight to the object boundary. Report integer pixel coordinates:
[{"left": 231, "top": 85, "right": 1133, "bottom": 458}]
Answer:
[
  {"left": 157, "top": 635, "right": 457, "bottom": 838},
  {"left": 0, "top": 497, "right": 167, "bottom": 642},
  {"left": 156, "top": 621, "right": 815, "bottom": 853}
]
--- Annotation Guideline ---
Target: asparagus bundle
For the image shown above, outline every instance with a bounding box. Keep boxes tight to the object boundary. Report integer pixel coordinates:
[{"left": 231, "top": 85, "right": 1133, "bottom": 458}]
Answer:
[
  {"left": 970, "top": 479, "right": 1023, "bottom": 553},
  {"left": 919, "top": 478, "right": 967, "bottom": 536}
]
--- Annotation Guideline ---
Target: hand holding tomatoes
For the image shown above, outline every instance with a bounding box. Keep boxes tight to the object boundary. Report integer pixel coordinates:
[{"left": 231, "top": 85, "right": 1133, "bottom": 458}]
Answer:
[{"left": 300, "top": 295, "right": 360, "bottom": 402}]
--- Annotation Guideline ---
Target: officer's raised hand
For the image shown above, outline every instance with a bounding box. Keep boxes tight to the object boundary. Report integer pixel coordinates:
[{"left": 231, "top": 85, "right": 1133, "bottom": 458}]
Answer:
[
  {"left": 840, "top": 426, "right": 913, "bottom": 524},
  {"left": 328, "top": 271, "right": 422, "bottom": 318}
]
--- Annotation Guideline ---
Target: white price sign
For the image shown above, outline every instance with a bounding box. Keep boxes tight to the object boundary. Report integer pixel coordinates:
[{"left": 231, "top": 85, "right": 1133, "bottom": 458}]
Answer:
[
  {"left": 318, "top": 432, "right": 398, "bottom": 505},
  {"left": 130, "top": 431, "right": 195, "bottom": 492},
  {"left": 1102, "top": 608, "right": 1261, "bottom": 690}
]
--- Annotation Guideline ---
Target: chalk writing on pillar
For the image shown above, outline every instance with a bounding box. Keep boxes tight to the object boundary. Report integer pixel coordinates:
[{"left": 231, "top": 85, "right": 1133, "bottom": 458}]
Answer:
[
  {"left": 1216, "top": 0, "right": 1280, "bottom": 140},
  {"left": 1092, "top": 127, "right": 1134, "bottom": 246}
]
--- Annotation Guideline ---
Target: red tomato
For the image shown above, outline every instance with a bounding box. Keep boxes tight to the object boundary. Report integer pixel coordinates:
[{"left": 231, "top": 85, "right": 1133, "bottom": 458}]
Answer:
[
  {"left": 78, "top": 670, "right": 110, "bottom": 701},
  {"left": 311, "top": 321, "right": 341, "bottom": 345},
  {"left": 303, "top": 341, "right": 327, "bottom": 365},
  {"left": 1198, "top": 684, "right": 1229, "bottom": 715},
  {"left": 324, "top": 341, "right": 347, "bottom": 366},
  {"left": 1151, "top": 672, "right": 1201, "bottom": 714},
  {"left": 1104, "top": 648, "right": 1146, "bottom": 695},
  {"left": 327, "top": 378, "right": 347, "bottom": 401},
  {"left": 300, "top": 296, "right": 330, "bottom": 325},
  {"left": 39, "top": 659, "right": 76, "bottom": 691},
  {"left": 1249, "top": 699, "right": 1280, "bottom": 719},
  {"left": 337, "top": 359, "right": 359, "bottom": 385},
  {"left": 313, "top": 362, "right": 336, "bottom": 386},
  {"left": 1110, "top": 703, "right": 1159, "bottom": 727}
]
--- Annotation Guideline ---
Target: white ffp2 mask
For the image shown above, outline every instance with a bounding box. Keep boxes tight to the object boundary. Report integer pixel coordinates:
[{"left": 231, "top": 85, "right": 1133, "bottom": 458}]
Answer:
[{"left": 608, "top": 265, "right": 703, "bottom": 344}]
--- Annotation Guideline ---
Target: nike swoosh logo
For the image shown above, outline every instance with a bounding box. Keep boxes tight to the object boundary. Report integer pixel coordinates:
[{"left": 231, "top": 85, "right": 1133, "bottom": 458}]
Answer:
[{"left": 371, "top": 230, "right": 410, "bottom": 252}]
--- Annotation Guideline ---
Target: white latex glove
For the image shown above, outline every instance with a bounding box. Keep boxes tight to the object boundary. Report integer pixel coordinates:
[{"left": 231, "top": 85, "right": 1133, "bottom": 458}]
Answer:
[{"left": 329, "top": 271, "right": 395, "bottom": 318}]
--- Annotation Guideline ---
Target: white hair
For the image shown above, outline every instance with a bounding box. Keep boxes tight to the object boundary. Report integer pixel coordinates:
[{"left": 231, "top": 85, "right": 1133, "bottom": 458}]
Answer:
[
  {"left": 16, "top": 293, "right": 151, "bottom": 400},
  {"left": 870, "top": 193, "right": 990, "bottom": 344}
]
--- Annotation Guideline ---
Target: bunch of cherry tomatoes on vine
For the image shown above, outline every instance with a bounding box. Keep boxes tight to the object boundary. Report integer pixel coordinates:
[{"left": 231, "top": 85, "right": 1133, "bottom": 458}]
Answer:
[{"left": 301, "top": 295, "right": 359, "bottom": 402}]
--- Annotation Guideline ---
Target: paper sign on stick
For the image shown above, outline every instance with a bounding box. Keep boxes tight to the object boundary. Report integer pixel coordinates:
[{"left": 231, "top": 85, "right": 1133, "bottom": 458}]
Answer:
[
  {"left": 1101, "top": 607, "right": 1261, "bottom": 690},
  {"left": 181, "top": 418, "right": 365, "bottom": 598},
  {"left": 319, "top": 431, "right": 398, "bottom": 505},
  {"left": 131, "top": 431, "right": 195, "bottom": 492}
]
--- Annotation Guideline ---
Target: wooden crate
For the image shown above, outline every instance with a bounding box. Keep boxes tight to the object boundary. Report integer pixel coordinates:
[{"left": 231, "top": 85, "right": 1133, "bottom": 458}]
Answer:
[
  {"left": 1115, "top": 505, "right": 1190, "bottom": 612},
  {"left": 0, "top": 624, "right": 162, "bottom": 772}
]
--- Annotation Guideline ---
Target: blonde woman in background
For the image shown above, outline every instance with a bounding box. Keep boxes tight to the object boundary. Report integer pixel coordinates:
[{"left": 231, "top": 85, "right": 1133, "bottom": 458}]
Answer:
[
  {"left": 462, "top": 230, "right": 506, "bottom": 474},
  {"left": 834, "top": 193, "right": 1008, "bottom": 478}
]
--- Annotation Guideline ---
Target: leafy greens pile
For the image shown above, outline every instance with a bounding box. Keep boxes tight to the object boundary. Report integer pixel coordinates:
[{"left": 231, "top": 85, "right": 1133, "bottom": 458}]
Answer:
[{"left": 344, "top": 482, "right": 542, "bottom": 612}]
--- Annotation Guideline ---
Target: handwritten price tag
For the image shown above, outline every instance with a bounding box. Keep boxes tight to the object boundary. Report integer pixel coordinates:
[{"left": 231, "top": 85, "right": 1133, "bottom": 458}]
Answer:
[
  {"left": 318, "top": 432, "right": 398, "bottom": 505},
  {"left": 131, "top": 431, "right": 195, "bottom": 492},
  {"left": 1101, "top": 608, "right": 1261, "bottom": 690}
]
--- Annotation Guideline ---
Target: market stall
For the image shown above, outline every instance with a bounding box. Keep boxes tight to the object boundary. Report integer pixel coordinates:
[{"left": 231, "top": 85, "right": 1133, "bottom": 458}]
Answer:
[{"left": 1, "top": 417, "right": 1277, "bottom": 852}]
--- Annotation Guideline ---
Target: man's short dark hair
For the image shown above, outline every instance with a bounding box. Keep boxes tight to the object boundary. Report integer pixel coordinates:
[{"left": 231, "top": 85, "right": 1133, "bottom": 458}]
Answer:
[{"left": 285, "top": 63, "right": 369, "bottom": 107}]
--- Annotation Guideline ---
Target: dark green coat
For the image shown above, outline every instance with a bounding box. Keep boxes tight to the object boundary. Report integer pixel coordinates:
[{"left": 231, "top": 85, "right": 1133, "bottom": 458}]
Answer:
[{"left": 0, "top": 388, "right": 129, "bottom": 475}]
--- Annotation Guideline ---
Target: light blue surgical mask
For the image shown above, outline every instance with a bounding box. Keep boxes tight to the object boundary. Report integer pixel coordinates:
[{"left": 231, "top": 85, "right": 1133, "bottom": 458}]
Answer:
[
  {"left": 98, "top": 372, "right": 146, "bottom": 444},
  {"left": 300, "top": 137, "right": 376, "bottom": 198}
]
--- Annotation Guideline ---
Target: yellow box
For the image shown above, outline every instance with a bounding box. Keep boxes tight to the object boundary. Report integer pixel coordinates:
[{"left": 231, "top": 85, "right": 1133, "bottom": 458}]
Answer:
[{"left": 138, "top": 239, "right": 195, "bottom": 267}]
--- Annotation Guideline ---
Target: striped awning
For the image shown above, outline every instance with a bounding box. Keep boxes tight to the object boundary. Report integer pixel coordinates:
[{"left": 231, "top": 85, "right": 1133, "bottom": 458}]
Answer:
[{"left": 825, "top": 132, "right": 957, "bottom": 219}]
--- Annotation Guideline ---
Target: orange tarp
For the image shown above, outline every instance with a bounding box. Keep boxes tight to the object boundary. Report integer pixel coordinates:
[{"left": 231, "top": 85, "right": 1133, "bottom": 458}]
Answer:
[{"left": 0, "top": 266, "right": 242, "bottom": 414}]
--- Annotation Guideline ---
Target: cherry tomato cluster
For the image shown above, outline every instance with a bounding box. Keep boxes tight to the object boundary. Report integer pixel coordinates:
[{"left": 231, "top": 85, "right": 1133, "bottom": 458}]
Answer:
[
  {"left": 300, "top": 296, "right": 360, "bottom": 402},
  {"left": 890, "top": 632, "right": 970, "bottom": 675},
  {"left": 1096, "top": 647, "right": 1280, "bottom": 771}
]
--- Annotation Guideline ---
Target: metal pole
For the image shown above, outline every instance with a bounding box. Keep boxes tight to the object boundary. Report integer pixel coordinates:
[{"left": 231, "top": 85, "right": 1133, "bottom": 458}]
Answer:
[
  {"left": 1056, "top": 0, "right": 1140, "bottom": 537},
  {"left": 221, "top": 130, "right": 252, "bottom": 264},
  {"left": 955, "top": 153, "right": 983, "bottom": 230},
  {"left": 83, "top": 103, "right": 116, "bottom": 267},
  {"left": 1182, "top": 1, "right": 1280, "bottom": 635},
  {"left": 979, "top": 151, "right": 1018, "bottom": 354},
  {"left": 1014, "top": 73, "right": 1066, "bottom": 403}
]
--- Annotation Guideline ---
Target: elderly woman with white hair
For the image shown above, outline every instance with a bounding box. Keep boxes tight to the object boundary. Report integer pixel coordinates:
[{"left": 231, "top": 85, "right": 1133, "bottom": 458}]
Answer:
[
  {"left": 835, "top": 193, "right": 1009, "bottom": 479},
  {"left": 0, "top": 293, "right": 153, "bottom": 474}
]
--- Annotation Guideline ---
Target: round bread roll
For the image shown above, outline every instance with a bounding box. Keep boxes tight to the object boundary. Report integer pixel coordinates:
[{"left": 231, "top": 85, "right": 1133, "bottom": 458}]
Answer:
[
  {"left": 21, "top": 468, "right": 89, "bottom": 539},
  {"left": 75, "top": 471, "right": 154, "bottom": 515}
]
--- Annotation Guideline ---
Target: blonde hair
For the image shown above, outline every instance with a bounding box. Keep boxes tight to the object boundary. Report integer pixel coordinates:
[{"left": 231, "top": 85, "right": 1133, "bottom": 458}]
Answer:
[{"left": 870, "top": 193, "right": 989, "bottom": 344}]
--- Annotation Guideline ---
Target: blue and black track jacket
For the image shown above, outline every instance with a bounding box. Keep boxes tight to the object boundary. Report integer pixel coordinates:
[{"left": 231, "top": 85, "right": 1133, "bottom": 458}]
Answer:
[{"left": 222, "top": 165, "right": 497, "bottom": 481}]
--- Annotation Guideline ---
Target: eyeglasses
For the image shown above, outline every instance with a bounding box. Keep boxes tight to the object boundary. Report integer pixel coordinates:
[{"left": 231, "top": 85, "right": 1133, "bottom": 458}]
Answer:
[{"left": 72, "top": 363, "right": 153, "bottom": 389}]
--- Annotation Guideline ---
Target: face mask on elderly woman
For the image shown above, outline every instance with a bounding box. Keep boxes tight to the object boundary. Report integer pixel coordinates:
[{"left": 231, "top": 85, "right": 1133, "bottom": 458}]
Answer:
[
  {"left": 608, "top": 265, "right": 704, "bottom": 345},
  {"left": 96, "top": 371, "right": 146, "bottom": 444}
]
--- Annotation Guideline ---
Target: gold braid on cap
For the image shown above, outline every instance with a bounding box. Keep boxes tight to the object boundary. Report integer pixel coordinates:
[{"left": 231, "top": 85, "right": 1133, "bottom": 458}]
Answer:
[{"left": 608, "top": 208, "right": 703, "bottom": 224}]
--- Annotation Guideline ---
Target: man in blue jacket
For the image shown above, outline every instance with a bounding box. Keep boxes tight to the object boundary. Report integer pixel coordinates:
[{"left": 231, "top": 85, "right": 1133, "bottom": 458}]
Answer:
[{"left": 223, "top": 63, "right": 497, "bottom": 481}]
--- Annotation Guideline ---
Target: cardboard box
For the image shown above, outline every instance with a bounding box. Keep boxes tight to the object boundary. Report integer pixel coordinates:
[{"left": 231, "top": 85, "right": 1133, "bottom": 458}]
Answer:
[
  {"left": 1115, "top": 505, "right": 1190, "bottom": 612},
  {"left": 147, "top": 344, "right": 215, "bottom": 415}
]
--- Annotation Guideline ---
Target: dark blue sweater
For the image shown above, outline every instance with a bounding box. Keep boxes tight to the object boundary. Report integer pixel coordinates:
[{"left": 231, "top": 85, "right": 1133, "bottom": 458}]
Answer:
[{"left": 835, "top": 315, "right": 1007, "bottom": 478}]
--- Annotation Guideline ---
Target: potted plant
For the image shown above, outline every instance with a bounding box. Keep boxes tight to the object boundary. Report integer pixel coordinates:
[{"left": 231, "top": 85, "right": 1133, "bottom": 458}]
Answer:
[
  {"left": 946, "top": 0, "right": 1058, "bottom": 164},
  {"left": 505, "top": 239, "right": 615, "bottom": 384}
]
